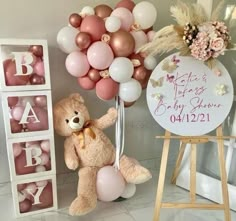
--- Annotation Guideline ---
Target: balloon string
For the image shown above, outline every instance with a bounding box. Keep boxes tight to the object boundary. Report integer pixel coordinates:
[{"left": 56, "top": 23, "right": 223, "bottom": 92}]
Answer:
[{"left": 114, "top": 96, "right": 125, "bottom": 170}]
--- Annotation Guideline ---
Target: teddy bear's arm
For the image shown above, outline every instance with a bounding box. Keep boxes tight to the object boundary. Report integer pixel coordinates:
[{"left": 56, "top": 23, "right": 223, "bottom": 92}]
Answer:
[
  {"left": 64, "top": 137, "right": 79, "bottom": 170},
  {"left": 92, "top": 107, "right": 118, "bottom": 130}
]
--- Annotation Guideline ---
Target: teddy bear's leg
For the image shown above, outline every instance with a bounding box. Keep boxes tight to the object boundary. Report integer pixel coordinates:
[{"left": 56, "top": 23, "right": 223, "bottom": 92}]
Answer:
[
  {"left": 69, "top": 167, "right": 98, "bottom": 216},
  {"left": 119, "top": 155, "right": 152, "bottom": 184}
]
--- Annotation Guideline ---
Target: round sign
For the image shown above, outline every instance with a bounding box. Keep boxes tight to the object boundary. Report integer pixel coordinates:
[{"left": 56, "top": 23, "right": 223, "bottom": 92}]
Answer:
[{"left": 146, "top": 53, "right": 234, "bottom": 136}]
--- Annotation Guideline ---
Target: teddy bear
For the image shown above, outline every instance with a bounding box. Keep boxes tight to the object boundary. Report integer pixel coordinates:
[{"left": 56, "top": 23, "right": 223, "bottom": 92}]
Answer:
[{"left": 53, "top": 93, "right": 152, "bottom": 216}]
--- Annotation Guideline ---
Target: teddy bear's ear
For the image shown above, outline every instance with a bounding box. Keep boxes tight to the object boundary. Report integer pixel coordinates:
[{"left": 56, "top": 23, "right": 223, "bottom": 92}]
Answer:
[{"left": 69, "top": 93, "right": 84, "bottom": 104}]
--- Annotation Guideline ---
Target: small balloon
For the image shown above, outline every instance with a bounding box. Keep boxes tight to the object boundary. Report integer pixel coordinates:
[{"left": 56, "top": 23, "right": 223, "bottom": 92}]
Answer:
[
  {"left": 131, "top": 30, "right": 148, "bottom": 53},
  {"left": 19, "top": 199, "right": 32, "bottom": 213},
  {"left": 8, "top": 96, "right": 19, "bottom": 107},
  {"left": 69, "top": 13, "right": 82, "bottom": 28},
  {"left": 29, "top": 45, "right": 43, "bottom": 57},
  {"left": 29, "top": 73, "right": 45, "bottom": 85},
  {"left": 13, "top": 143, "right": 23, "bottom": 158},
  {"left": 96, "top": 166, "right": 126, "bottom": 202},
  {"left": 40, "top": 140, "right": 50, "bottom": 153},
  {"left": 35, "top": 165, "right": 46, "bottom": 173},
  {"left": 147, "top": 30, "right": 156, "bottom": 42},
  {"left": 17, "top": 183, "right": 27, "bottom": 192},
  {"left": 36, "top": 182, "right": 53, "bottom": 208},
  {"left": 34, "top": 95, "right": 47, "bottom": 107},
  {"left": 121, "top": 183, "right": 136, "bottom": 198},
  {"left": 11, "top": 106, "right": 25, "bottom": 121},
  {"left": 10, "top": 119, "right": 23, "bottom": 133},
  {"left": 40, "top": 153, "right": 50, "bottom": 166},
  {"left": 105, "top": 16, "right": 121, "bottom": 33},
  {"left": 139, "top": 69, "right": 152, "bottom": 89},
  {"left": 144, "top": 55, "right": 157, "bottom": 70},
  {"left": 18, "top": 96, "right": 35, "bottom": 107},
  {"left": 36, "top": 180, "right": 48, "bottom": 187},
  {"left": 88, "top": 69, "right": 101, "bottom": 82},
  {"left": 95, "top": 4, "right": 113, "bottom": 19},
  {"left": 110, "top": 30, "right": 135, "bottom": 57},
  {"left": 81, "top": 6, "right": 95, "bottom": 16},
  {"left": 115, "top": 0, "right": 135, "bottom": 11},
  {"left": 133, "top": 66, "right": 148, "bottom": 81},
  {"left": 77, "top": 76, "right": 96, "bottom": 90},
  {"left": 96, "top": 78, "right": 119, "bottom": 100},
  {"left": 33, "top": 60, "right": 45, "bottom": 76},
  {"left": 75, "top": 32, "right": 92, "bottom": 50}
]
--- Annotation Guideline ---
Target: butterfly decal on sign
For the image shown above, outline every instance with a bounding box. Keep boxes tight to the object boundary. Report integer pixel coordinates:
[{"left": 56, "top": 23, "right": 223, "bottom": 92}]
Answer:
[
  {"left": 166, "top": 74, "right": 175, "bottom": 83},
  {"left": 162, "top": 55, "right": 180, "bottom": 73},
  {"left": 150, "top": 77, "right": 164, "bottom": 88}
]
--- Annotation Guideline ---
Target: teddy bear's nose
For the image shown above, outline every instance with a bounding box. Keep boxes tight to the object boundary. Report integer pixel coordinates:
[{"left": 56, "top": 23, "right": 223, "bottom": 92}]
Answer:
[{"left": 73, "top": 117, "right": 80, "bottom": 123}]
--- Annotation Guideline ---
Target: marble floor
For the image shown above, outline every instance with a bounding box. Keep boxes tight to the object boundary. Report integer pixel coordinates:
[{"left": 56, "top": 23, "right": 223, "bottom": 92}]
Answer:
[{"left": 1, "top": 169, "right": 236, "bottom": 221}]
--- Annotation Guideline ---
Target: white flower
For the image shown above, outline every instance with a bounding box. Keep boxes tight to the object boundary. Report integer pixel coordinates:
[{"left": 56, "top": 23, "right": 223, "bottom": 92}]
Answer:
[
  {"left": 210, "top": 37, "right": 225, "bottom": 52},
  {"left": 215, "top": 84, "right": 227, "bottom": 96}
]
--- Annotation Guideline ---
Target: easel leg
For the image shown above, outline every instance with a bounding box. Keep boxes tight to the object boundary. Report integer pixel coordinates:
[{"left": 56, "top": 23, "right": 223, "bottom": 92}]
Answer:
[
  {"left": 216, "top": 126, "right": 231, "bottom": 221},
  {"left": 190, "top": 143, "right": 197, "bottom": 203},
  {"left": 153, "top": 131, "right": 171, "bottom": 221},
  {"left": 171, "top": 142, "right": 187, "bottom": 184}
]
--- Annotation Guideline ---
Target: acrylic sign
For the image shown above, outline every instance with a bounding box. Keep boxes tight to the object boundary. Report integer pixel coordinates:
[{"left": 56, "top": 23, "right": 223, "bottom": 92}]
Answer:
[{"left": 146, "top": 53, "right": 234, "bottom": 136}]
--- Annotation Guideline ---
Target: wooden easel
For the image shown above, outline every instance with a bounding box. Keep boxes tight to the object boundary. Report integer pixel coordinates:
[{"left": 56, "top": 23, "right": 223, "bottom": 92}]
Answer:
[{"left": 153, "top": 125, "right": 232, "bottom": 221}]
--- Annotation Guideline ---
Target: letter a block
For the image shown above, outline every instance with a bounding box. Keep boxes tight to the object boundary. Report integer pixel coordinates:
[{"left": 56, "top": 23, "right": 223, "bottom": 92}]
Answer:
[{"left": 0, "top": 39, "right": 57, "bottom": 217}]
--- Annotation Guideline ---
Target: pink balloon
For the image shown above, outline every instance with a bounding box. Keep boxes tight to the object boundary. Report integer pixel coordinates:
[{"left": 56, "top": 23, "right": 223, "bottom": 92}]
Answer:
[
  {"left": 66, "top": 51, "right": 90, "bottom": 77},
  {"left": 17, "top": 183, "right": 27, "bottom": 192},
  {"left": 80, "top": 15, "right": 106, "bottom": 41},
  {"left": 4, "top": 59, "right": 30, "bottom": 86},
  {"left": 96, "top": 166, "right": 125, "bottom": 202},
  {"left": 10, "top": 119, "right": 23, "bottom": 133},
  {"left": 29, "top": 73, "right": 45, "bottom": 85},
  {"left": 111, "top": 7, "right": 134, "bottom": 31},
  {"left": 115, "top": 0, "right": 135, "bottom": 11},
  {"left": 15, "top": 152, "right": 36, "bottom": 175},
  {"left": 78, "top": 76, "right": 96, "bottom": 90},
  {"left": 40, "top": 153, "right": 50, "bottom": 166},
  {"left": 26, "top": 107, "right": 49, "bottom": 131},
  {"left": 131, "top": 30, "right": 148, "bottom": 52},
  {"left": 87, "top": 42, "right": 114, "bottom": 70},
  {"left": 19, "top": 199, "right": 32, "bottom": 213},
  {"left": 33, "top": 60, "right": 45, "bottom": 76},
  {"left": 96, "top": 78, "right": 119, "bottom": 100},
  {"left": 8, "top": 96, "right": 19, "bottom": 107},
  {"left": 13, "top": 143, "right": 23, "bottom": 158},
  {"left": 25, "top": 141, "right": 40, "bottom": 148},
  {"left": 36, "top": 182, "right": 53, "bottom": 208},
  {"left": 11, "top": 106, "right": 25, "bottom": 121},
  {"left": 40, "top": 140, "right": 50, "bottom": 153},
  {"left": 34, "top": 95, "right": 47, "bottom": 107},
  {"left": 147, "top": 30, "right": 156, "bottom": 42}
]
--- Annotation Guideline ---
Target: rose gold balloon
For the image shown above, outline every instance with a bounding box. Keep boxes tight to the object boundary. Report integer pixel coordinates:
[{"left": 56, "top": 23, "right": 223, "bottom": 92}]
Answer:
[
  {"left": 124, "top": 101, "right": 136, "bottom": 108},
  {"left": 75, "top": 32, "right": 92, "bottom": 49},
  {"left": 30, "top": 74, "right": 45, "bottom": 85},
  {"left": 78, "top": 76, "right": 96, "bottom": 90},
  {"left": 95, "top": 4, "right": 113, "bottom": 19},
  {"left": 88, "top": 69, "right": 101, "bottom": 82},
  {"left": 110, "top": 30, "right": 135, "bottom": 57},
  {"left": 69, "top": 13, "right": 82, "bottom": 28},
  {"left": 115, "top": 0, "right": 135, "bottom": 11},
  {"left": 29, "top": 45, "right": 43, "bottom": 57},
  {"left": 133, "top": 66, "right": 147, "bottom": 81},
  {"left": 140, "top": 69, "right": 152, "bottom": 89}
]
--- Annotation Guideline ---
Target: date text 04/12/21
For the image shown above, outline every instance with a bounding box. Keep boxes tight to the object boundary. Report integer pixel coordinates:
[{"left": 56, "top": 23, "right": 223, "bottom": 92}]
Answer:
[{"left": 170, "top": 113, "right": 210, "bottom": 123}]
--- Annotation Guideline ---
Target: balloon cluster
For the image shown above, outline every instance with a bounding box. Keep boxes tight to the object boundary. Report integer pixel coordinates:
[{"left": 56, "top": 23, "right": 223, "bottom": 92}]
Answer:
[
  {"left": 17, "top": 180, "right": 53, "bottom": 213},
  {"left": 3, "top": 45, "right": 45, "bottom": 86},
  {"left": 8, "top": 95, "right": 49, "bottom": 133},
  {"left": 13, "top": 140, "right": 51, "bottom": 175},
  {"left": 57, "top": 0, "right": 158, "bottom": 106}
]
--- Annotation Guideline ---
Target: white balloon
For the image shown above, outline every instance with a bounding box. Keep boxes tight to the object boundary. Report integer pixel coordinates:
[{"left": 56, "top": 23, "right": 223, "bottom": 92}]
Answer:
[
  {"left": 133, "top": 1, "right": 157, "bottom": 29},
  {"left": 144, "top": 55, "right": 158, "bottom": 70},
  {"left": 81, "top": 6, "right": 95, "bottom": 16},
  {"left": 57, "top": 26, "right": 80, "bottom": 54},
  {"left": 131, "top": 30, "right": 148, "bottom": 52},
  {"left": 109, "top": 57, "right": 134, "bottom": 83},
  {"left": 119, "top": 78, "right": 142, "bottom": 102},
  {"left": 105, "top": 16, "right": 121, "bottom": 33},
  {"left": 121, "top": 183, "right": 136, "bottom": 198}
]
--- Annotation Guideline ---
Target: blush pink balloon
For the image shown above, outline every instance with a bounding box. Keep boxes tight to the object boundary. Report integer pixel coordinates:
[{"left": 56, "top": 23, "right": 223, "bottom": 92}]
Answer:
[
  {"left": 13, "top": 143, "right": 23, "bottom": 158},
  {"left": 36, "top": 182, "right": 53, "bottom": 208},
  {"left": 40, "top": 153, "right": 50, "bottom": 166},
  {"left": 11, "top": 106, "right": 25, "bottom": 121},
  {"left": 17, "top": 183, "right": 27, "bottom": 192},
  {"left": 115, "top": 0, "right": 135, "bottom": 11},
  {"left": 147, "top": 30, "right": 156, "bottom": 42},
  {"left": 4, "top": 59, "right": 30, "bottom": 86},
  {"left": 15, "top": 152, "right": 36, "bottom": 175},
  {"left": 33, "top": 60, "right": 45, "bottom": 76},
  {"left": 40, "top": 140, "right": 50, "bottom": 153},
  {"left": 19, "top": 199, "right": 32, "bottom": 213},
  {"left": 36, "top": 180, "right": 48, "bottom": 187},
  {"left": 26, "top": 107, "right": 48, "bottom": 131},
  {"left": 96, "top": 78, "right": 119, "bottom": 100},
  {"left": 66, "top": 51, "right": 90, "bottom": 77},
  {"left": 111, "top": 7, "right": 134, "bottom": 31},
  {"left": 30, "top": 73, "right": 45, "bottom": 85},
  {"left": 8, "top": 96, "right": 19, "bottom": 107},
  {"left": 87, "top": 42, "right": 114, "bottom": 70},
  {"left": 78, "top": 76, "right": 96, "bottom": 90},
  {"left": 34, "top": 96, "right": 47, "bottom": 107},
  {"left": 25, "top": 141, "right": 40, "bottom": 148},
  {"left": 80, "top": 15, "right": 106, "bottom": 41},
  {"left": 10, "top": 119, "right": 23, "bottom": 133},
  {"left": 131, "top": 30, "right": 148, "bottom": 52},
  {"left": 96, "top": 166, "right": 125, "bottom": 202}
]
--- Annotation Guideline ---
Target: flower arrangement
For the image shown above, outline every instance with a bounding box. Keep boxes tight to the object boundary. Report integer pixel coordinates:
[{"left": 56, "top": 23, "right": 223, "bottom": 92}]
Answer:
[{"left": 139, "top": 1, "right": 234, "bottom": 68}]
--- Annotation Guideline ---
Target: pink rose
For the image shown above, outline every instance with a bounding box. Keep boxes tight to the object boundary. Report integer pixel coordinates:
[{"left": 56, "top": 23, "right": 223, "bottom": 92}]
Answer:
[{"left": 210, "top": 37, "right": 225, "bottom": 52}]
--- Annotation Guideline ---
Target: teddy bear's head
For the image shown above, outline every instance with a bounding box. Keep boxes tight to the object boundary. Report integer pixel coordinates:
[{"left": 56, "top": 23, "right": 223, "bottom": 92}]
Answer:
[{"left": 53, "top": 93, "right": 90, "bottom": 137}]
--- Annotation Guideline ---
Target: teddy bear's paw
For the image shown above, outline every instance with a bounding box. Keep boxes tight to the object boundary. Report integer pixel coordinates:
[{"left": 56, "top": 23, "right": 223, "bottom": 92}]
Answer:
[
  {"left": 65, "top": 159, "right": 79, "bottom": 171},
  {"left": 69, "top": 195, "right": 97, "bottom": 216},
  {"left": 107, "top": 107, "right": 118, "bottom": 120},
  {"left": 124, "top": 165, "right": 152, "bottom": 184}
]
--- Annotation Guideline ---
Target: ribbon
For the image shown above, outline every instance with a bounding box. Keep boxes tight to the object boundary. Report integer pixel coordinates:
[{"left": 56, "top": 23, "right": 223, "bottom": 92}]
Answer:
[
  {"left": 114, "top": 96, "right": 125, "bottom": 170},
  {"left": 73, "top": 121, "right": 96, "bottom": 149}
]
